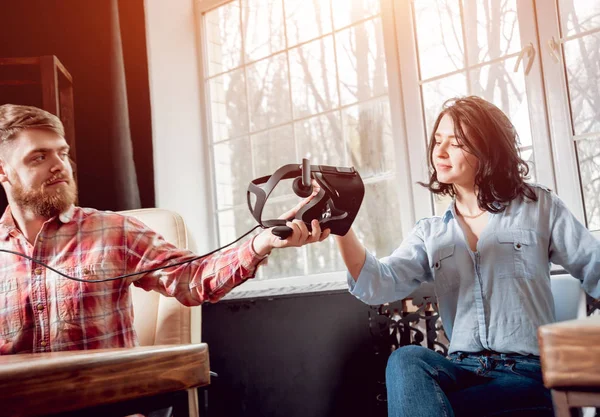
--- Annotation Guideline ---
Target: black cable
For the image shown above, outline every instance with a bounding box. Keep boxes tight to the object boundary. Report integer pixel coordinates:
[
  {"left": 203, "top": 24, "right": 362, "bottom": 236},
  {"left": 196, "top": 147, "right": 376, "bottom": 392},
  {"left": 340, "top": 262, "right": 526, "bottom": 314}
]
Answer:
[{"left": 0, "top": 225, "right": 262, "bottom": 283}]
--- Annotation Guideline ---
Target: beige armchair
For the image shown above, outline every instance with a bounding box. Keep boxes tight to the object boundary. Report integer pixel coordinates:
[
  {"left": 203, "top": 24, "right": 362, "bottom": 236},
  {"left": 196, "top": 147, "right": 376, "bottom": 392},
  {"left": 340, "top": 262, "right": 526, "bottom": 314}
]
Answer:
[{"left": 119, "top": 208, "right": 203, "bottom": 417}]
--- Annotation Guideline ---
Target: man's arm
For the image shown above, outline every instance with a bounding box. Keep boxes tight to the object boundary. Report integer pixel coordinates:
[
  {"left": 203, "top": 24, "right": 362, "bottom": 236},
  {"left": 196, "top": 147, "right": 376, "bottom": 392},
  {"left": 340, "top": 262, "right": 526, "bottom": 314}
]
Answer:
[{"left": 126, "top": 216, "right": 268, "bottom": 304}]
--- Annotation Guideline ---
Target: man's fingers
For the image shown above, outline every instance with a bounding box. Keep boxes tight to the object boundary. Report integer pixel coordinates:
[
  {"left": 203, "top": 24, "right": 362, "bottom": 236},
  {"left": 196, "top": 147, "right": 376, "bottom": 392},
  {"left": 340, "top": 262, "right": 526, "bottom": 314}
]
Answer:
[{"left": 291, "top": 219, "right": 309, "bottom": 242}]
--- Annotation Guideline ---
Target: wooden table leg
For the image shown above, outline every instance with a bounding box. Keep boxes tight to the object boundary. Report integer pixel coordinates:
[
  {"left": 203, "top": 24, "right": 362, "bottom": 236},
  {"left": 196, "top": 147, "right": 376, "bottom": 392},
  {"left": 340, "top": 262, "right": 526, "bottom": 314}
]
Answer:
[{"left": 552, "top": 390, "right": 580, "bottom": 417}]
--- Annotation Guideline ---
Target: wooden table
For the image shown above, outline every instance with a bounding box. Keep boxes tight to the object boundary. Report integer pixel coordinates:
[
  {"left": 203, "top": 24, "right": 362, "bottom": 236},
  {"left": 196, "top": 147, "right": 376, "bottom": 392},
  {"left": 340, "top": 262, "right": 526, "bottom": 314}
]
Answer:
[
  {"left": 0, "top": 344, "right": 210, "bottom": 417},
  {"left": 538, "top": 315, "right": 600, "bottom": 417}
]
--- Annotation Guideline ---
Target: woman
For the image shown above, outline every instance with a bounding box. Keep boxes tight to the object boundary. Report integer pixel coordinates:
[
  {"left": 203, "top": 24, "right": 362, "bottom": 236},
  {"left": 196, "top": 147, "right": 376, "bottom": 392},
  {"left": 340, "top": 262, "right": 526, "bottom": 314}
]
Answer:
[{"left": 335, "top": 96, "right": 600, "bottom": 416}]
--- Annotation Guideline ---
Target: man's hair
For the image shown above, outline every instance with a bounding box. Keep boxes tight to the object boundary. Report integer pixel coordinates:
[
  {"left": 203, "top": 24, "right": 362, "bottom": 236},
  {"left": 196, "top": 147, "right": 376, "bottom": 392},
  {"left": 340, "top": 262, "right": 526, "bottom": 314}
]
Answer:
[
  {"left": 420, "top": 96, "right": 537, "bottom": 212},
  {"left": 0, "top": 104, "right": 65, "bottom": 145}
]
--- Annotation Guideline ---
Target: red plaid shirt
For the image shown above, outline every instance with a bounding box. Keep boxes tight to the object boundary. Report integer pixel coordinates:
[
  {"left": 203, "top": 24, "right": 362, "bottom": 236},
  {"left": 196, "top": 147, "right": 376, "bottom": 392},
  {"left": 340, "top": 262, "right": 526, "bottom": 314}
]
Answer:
[{"left": 0, "top": 205, "right": 265, "bottom": 354}]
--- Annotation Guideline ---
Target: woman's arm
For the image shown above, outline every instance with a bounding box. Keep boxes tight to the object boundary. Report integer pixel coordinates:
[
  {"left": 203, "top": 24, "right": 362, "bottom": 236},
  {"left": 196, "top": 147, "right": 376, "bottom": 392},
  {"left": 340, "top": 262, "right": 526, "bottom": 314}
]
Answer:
[{"left": 334, "top": 228, "right": 367, "bottom": 281}]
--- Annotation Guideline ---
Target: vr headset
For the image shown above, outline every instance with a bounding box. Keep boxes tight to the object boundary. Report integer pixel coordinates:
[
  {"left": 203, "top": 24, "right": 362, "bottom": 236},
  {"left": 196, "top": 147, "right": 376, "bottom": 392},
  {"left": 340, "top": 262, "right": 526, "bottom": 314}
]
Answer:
[{"left": 247, "top": 159, "right": 365, "bottom": 239}]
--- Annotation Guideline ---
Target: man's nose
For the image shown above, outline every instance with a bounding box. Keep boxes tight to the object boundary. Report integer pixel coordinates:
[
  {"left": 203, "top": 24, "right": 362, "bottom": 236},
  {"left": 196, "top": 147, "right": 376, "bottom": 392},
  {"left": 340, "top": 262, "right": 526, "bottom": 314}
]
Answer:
[{"left": 50, "top": 155, "right": 68, "bottom": 173}]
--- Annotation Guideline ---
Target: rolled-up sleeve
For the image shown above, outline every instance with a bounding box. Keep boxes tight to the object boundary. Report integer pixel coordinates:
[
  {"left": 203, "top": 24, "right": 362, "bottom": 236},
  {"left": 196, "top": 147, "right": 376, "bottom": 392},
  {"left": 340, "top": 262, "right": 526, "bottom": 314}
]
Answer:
[
  {"left": 348, "top": 224, "right": 432, "bottom": 305},
  {"left": 549, "top": 195, "right": 600, "bottom": 298}
]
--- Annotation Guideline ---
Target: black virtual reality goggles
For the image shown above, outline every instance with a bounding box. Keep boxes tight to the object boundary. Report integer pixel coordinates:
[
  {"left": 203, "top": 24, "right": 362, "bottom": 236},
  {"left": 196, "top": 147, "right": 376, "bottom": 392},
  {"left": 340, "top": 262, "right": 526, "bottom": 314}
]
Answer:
[{"left": 247, "top": 159, "right": 365, "bottom": 239}]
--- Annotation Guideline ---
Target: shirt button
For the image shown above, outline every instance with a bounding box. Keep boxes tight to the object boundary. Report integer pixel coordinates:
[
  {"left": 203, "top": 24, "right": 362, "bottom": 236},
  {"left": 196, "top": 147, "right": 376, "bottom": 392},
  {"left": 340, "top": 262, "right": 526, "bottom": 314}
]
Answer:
[
  {"left": 82, "top": 268, "right": 90, "bottom": 275},
  {"left": 40, "top": 340, "right": 47, "bottom": 347},
  {"left": 38, "top": 237, "right": 44, "bottom": 242},
  {"left": 514, "top": 243, "right": 522, "bottom": 250},
  {"left": 434, "top": 262, "right": 441, "bottom": 269},
  {"left": 34, "top": 268, "right": 42, "bottom": 275},
  {"left": 37, "top": 304, "right": 44, "bottom": 312}
]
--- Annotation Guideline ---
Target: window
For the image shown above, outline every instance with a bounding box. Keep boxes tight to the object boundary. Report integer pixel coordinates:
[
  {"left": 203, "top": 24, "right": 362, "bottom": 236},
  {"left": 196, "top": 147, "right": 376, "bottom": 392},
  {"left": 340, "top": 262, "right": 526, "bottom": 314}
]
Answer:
[
  {"left": 198, "top": 0, "right": 407, "bottom": 294},
  {"left": 195, "top": 0, "right": 600, "bottom": 297}
]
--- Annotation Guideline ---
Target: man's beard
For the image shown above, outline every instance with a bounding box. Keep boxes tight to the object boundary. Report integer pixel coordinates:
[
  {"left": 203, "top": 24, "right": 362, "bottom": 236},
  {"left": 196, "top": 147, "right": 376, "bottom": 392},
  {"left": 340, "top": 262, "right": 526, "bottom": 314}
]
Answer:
[{"left": 12, "top": 175, "right": 78, "bottom": 218}]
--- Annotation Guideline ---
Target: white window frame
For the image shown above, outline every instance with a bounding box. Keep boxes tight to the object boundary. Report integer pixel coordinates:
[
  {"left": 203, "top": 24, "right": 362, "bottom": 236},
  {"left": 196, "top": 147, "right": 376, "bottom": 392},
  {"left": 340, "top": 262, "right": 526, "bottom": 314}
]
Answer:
[
  {"left": 193, "top": 0, "right": 599, "bottom": 299},
  {"left": 194, "top": 0, "right": 415, "bottom": 299}
]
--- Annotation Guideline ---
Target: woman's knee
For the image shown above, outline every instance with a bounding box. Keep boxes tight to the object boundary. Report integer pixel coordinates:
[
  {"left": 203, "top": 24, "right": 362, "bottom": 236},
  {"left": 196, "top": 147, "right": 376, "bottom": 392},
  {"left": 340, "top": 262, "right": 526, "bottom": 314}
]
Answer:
[{"left": 386, "top": 345, "right": 435, "bottom": 373}]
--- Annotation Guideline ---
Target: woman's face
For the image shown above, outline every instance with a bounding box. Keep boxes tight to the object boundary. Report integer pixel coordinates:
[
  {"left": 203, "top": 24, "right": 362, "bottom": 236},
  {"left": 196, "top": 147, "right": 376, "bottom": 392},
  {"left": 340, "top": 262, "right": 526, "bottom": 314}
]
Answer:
[{"left": 432, "top": 114, "right": 479, "bottom": 188}]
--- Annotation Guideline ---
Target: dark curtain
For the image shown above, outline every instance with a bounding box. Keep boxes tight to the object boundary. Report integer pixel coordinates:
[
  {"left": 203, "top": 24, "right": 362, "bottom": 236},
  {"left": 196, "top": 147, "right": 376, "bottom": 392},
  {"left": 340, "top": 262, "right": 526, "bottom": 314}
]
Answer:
[{"left": 0, "top": 0, "right": 154, "bottom": 211}]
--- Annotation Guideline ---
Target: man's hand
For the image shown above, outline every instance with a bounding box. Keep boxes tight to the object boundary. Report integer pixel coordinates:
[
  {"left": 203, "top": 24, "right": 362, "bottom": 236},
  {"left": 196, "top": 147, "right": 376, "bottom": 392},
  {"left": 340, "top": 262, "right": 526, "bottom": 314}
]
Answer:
[{"left": 252, "top": 180, "right": 331, "bottom": 257}]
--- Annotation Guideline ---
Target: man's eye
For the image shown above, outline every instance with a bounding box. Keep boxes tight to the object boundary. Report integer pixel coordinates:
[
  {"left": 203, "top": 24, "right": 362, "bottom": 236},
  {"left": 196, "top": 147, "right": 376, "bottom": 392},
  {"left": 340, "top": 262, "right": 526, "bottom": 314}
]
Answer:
[{"left": 33, "top": 155, "right": 45, "bottom": 162}]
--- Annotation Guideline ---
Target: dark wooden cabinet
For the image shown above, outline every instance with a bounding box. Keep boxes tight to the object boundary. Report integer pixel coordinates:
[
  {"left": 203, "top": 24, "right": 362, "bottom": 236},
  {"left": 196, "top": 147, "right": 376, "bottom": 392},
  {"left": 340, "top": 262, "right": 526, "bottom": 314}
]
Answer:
[{"left": 0, "top": 55, "right": 77, "bottom": 211}]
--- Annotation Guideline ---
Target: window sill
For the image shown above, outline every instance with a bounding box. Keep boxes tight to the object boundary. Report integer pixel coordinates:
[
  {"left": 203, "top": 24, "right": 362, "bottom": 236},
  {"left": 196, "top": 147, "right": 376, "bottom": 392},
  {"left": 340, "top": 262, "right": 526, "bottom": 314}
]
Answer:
[{"left": 222, "top": 271, "right": 349, "bottom": 301}]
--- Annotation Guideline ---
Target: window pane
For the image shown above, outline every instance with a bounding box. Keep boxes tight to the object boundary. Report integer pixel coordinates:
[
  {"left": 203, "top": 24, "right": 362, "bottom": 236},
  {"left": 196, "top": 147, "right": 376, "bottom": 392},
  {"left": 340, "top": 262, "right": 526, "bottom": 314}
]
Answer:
[
  {"left": 243, "top": 0, "right": 285, "bottom": 63},
  {"left": 205, "top": 1, "right": 242, "bottom": 76},
  {"left": 289, "top": 36, "right": 339, "bottom": 118},
  {"left": 462, "top": 0, "right": 521, "bottom": 63},
  {"left": 296, "top": 112, "right": 345, "bottom": 166},
  {"left": 213, "top": 137, "right": 252, "bottom": 209},
  {"left": 285, "top": 0, "right": 332, "bottom": 47},
  {"left": 421, "top": 73, "right": 468, "bottom": 137},
  {"left": 218, "top": 207, "right": 257, "bottom": 247},
  {"left": 336, "top": 17, "right": 388, "bottom": 106},
  {"left": 413, "top": 0, "right": 465, "bottom": 80},
  {"left": 344, "top": 98, "right": 394, "bottom": 178},
  {"left": 306, "top": 236, "right": 345, "bottom": 274},
  {"left": 353, "top": 179, "right": 404, "bottom": 258},
  {"left": 470, "top": 56, "right": 533, "bottom": 148},
  {"left": 251, "top": 125, "right": 296, "bottom": 199},
  {"left": 560, "top": 0, "right": 600, "bottom": 37},
  {"left": 208, "top": 69, "right": 248, "bottom": 142},
  {"left": 563, "top": 33, "right": 600, "bottom": 136},
  {"left": 331, "top": 0, "right": 380, "bottom": 30},
  {"left": 247, "top": 53, "right": 292, "bottom": 132},
  {"left": 576, "top": 137, "right": 600, "bottom": 231},
  {"left": 519, "top": 147, "right": 536, "bottom": 183}
]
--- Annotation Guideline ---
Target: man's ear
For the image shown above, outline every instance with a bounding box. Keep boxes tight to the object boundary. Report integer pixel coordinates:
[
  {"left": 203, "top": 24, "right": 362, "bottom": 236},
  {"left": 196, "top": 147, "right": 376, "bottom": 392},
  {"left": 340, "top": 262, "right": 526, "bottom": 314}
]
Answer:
[{"left": 0, "top": 160, "right": 9, "bottom": 183}]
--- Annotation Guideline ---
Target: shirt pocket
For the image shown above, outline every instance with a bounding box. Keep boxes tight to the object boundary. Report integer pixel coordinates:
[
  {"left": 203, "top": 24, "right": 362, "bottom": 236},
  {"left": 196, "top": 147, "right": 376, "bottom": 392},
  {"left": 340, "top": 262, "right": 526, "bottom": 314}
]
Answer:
[
  {"left": 431, "top": 244, "right": 459, "bottom": 296},
  {"left": 495, "top": 229, "right": 538, "bottom": 279},
  {"left": 56, "top": 263, "right": 123, "bottom": 323},
  {"left": 0, "top": 277, "right": 23, "bottom": 336}
]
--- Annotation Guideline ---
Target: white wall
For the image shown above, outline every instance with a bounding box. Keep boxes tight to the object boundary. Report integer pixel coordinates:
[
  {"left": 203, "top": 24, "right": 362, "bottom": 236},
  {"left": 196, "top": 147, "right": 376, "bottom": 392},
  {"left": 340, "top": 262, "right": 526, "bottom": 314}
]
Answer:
[{"left": 144, "top": 0, "right": 215, "bottom": 253}]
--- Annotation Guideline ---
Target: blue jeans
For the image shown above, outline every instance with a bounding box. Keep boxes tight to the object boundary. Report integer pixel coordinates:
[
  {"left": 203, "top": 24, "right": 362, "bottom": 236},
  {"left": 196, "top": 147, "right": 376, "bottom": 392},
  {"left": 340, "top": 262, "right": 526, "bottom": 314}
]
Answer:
[{"left": 386, "top": 345, "right": 554, "bottom": 417}]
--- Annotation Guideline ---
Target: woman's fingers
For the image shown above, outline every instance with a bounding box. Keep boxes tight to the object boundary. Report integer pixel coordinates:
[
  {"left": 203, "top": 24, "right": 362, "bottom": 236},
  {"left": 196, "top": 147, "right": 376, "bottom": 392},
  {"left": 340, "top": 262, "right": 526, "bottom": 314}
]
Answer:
[{"left": 277, "top": 180, "right": 322, "bottom": 220}]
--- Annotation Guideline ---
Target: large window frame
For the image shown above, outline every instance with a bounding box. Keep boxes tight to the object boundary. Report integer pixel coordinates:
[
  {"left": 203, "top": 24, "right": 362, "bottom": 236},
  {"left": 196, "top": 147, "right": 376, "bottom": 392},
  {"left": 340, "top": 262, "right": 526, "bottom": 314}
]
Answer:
[{"left": 194, "top": 0, "right": 600, "bottom": 299}]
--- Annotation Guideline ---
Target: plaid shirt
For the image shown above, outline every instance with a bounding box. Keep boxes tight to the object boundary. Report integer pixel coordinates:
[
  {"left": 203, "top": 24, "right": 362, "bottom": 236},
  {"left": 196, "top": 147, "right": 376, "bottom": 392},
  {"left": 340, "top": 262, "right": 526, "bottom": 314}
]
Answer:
[{"left": 0, "top": 205, "right": 266, "bottom": 354}]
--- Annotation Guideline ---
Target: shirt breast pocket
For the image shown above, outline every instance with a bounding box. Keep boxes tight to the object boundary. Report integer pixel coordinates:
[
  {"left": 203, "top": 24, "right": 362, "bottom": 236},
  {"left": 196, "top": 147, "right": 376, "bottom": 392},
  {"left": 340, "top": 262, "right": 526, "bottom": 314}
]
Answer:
[
  {"left": 432, "top": 244, "right": 459, "bottom": 296},
  {"left": 0, "top": 277, "right": 23, "bottom": 336},
  {"left": 56, "top": 263, "right": 122, "bottom": 323},
  {"left": 495, "top": 229, "right": 538, "bottom": 279}
]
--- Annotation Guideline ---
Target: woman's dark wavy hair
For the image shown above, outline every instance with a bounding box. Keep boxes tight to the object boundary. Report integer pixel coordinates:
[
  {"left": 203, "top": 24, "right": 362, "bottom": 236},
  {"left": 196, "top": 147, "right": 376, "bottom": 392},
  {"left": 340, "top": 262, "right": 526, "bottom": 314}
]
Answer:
[{"left": 420, "top": 96, "right": 537, "bottom": 213}]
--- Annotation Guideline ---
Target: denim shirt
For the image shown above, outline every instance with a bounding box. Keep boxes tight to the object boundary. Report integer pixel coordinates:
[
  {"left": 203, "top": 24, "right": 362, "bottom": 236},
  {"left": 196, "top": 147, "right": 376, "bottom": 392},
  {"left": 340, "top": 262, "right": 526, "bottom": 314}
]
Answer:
[{"left": 348, "top": 184, "right": 600, "bottom": 355}]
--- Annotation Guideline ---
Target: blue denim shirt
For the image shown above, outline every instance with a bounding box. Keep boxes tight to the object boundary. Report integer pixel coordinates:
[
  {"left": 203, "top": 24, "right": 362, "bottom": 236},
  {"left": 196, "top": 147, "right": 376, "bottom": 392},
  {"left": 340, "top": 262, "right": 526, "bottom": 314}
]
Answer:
[{"left": 348, "top": 184, "right": 600, "bottom": 355}]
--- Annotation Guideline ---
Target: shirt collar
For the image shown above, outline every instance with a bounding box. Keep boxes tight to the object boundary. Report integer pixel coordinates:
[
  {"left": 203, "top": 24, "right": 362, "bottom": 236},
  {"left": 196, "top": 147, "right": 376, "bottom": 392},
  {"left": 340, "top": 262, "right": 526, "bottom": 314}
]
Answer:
[
  {"left": 442, "top": 200, "right": 455, "bottom": 223},
  {"left": 441, "top": 199, "right": 506, "bottom": 223},
  {"left": 0, "top": 206, "right": 14, "bottom": 240},
  {"left": 0, "top": 204, "right": 77, "bottom": 240},
  {"left": 58, "top": 205, "right": 76, "bottom": 224}
]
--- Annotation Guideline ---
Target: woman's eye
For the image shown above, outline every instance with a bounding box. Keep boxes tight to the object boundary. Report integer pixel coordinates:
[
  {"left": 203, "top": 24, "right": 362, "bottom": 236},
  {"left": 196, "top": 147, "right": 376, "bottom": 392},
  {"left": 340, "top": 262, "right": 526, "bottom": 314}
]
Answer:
[{"left": 451, "top": 143, "right": 464, "bottom": 148}]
